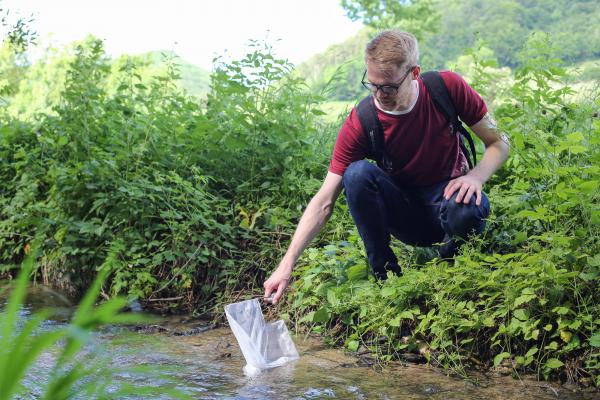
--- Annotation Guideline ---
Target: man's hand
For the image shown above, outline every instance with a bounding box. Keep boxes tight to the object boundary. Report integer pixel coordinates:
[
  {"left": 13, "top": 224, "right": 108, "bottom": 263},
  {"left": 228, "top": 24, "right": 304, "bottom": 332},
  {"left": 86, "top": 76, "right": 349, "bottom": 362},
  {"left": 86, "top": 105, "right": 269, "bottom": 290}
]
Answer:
[
  {"left": 445, "top": 112, "right": 509, "bottom": 206},
  {"left": 443, "top": 174, "right": 483, "bottom": 205},
  {"left": 263, "top": 265, "right": 292, "bottom": 305}
]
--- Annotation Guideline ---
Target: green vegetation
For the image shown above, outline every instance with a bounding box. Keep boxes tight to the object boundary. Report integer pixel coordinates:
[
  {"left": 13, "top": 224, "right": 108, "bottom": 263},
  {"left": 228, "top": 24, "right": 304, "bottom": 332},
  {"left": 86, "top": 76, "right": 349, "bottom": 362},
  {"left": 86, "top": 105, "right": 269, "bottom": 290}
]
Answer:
[
  {"left": 1, "top": 41, "right": 210, "bottom": 122},
  {"left": 341, "top": 0, "right": 440, "bottom": 40},
  {"left": 0, "top": 37, "right": 330, "bottom": 312},
  {"left": 140, "top": 50, "right": 210, "bottom": 99}
]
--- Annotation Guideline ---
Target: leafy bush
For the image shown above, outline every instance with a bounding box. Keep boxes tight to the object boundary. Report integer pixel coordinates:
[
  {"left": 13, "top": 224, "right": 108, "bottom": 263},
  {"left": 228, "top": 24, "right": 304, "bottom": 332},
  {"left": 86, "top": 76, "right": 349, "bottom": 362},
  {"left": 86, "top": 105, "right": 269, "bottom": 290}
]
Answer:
[
  {"left": 0, "top": 37, "right": 338, "bottom": 312},
  {"left": 0, "top": 39, "right": 237, "bottom": 305}
]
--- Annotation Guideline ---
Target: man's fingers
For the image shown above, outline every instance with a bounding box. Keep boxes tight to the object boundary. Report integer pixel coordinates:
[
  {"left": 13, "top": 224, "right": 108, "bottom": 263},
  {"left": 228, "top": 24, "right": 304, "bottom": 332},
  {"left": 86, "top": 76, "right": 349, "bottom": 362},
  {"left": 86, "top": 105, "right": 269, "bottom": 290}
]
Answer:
[
  {"left": 263, "top": 280, "right": 274, "bottom": 299},
  {"left": 446, "top": 178, "right": 482, "bottom": 205},
  {"left": 463, "top": 186, "right": 476, "bottom": 204},
  {"left": 264, "top": 288, "right": 273, "bottom": 300},
  {"left": 272, "top": 288, "right": 283, "bottom": 305},
  {"left": 455, "top": 184, "right": 468, "bottom": 203},
  {"left": 444, "top": 180, "right": 459, "bottom": 199},
  {"left": 272, "top": 281, "right": 288, "bottom": 305},
  {"left": 273, "top": 281, "right": 287, "bottom": 304}
]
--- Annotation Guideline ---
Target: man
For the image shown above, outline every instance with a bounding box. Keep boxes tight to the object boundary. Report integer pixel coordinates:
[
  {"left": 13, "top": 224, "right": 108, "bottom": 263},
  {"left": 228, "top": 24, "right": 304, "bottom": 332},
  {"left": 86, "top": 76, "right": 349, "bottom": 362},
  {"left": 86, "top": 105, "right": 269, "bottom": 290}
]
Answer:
[{"left": 264, "top": 30, "right": 509, "bottom": 304}]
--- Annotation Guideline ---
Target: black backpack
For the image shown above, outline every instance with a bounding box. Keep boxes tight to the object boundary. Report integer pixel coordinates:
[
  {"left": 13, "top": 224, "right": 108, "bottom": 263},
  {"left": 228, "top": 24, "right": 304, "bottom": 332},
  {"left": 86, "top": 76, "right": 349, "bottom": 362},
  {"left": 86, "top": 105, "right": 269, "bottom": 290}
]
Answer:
[{"left": 355, "top": 71, "right": 477, "bottom": 174}]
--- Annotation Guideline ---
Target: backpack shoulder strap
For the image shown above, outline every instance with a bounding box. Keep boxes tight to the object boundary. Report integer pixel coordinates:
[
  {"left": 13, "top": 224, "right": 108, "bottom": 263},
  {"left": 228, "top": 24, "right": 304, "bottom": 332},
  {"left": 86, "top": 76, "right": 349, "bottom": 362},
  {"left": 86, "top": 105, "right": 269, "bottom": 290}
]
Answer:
[
  {"left": 421, "top": 71, "right": 477, "bottom": 169},
  {"left": 355, "top": 95, "right": 392, "bottom": 173}
]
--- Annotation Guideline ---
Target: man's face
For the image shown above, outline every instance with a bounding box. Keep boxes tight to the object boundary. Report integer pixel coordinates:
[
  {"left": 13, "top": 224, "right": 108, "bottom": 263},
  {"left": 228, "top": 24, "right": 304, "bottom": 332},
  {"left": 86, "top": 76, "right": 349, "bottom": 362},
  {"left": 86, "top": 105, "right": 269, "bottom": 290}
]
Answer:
[{"left": 364, "top": 61, "right": 417, "bottom": 111}]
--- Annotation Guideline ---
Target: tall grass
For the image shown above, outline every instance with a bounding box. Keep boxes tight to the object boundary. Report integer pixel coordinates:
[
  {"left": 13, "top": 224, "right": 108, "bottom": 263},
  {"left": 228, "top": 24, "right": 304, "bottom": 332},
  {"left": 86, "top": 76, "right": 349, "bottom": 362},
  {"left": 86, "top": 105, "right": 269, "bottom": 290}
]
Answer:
[{"left": 0, "top": 242, "right": 190, "bottom": 399}]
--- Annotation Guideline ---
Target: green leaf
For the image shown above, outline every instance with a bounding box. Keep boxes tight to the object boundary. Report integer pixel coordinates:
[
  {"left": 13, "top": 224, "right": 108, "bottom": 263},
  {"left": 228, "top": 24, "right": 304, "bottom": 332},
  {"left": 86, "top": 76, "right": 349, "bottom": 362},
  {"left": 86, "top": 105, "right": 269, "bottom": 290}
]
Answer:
[
  {"left": 568, "top": 145, "right": 587, "bottom": 154},
  {"left": 514, "top": 293, "right": 536, "bottom": 307},
  {"left": 299, "top": 311, "right": 315, "bottom": 324},
  {"left": 545, "top": 341, "right": 559, "bottom": 350},
  {"left": 312, "top": 307, "right": 330, "bottom": 323},
  {"left": 346, "top": 264, "right": 367, "bottom": 281},
  {"left": 511, "top": 231, "right": 527, "bottom": 245},
  {"left": 552, "top": 306, "right": 570, "bottom": 315},
  {"left": 57, "top": 136, "right": 69, "bottom": 146},
  {"left": 513, "top": 309, "right": 529, "bottom": 321},
  {"left": 579, "top": 271, "right": 598, "bottom": 282},
  {"left": 380, "top": 286, "right": 397, "bottom": 297},
  {"left": 525, "top": 347, "right": 538, "bottom": 358},
  {"left": 544, "top": 358, "right": 564, "bottom": 369},
  {"left": 560, "top": 330, "right": 573, "bottom": 343},
  {"left": 566, "top": 132, "right": 584, "bottom": 142},
  {"left": 326, "top": 289, "right": 338, "bottom": 307},
  {"left": 493, "top": 352, "right": 511, "bottom": 367},
  {"left": 398, "top": 310, "right": 414, "bottom": 319},
  {"left": 347, "top": 340, "right": 359, "bottom": 352},
  {"left": 578, "top": 180, "right": 598, "bottom": 194},
  {"left": 589, "top": 334, "right": 600, "bottom": 347}
]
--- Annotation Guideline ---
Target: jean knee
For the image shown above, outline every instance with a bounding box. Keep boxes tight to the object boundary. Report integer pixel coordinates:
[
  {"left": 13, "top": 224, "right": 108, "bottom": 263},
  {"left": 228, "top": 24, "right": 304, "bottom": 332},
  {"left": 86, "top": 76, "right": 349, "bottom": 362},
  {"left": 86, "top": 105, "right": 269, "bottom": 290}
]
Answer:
[
  {"left": 440, "top": 191, "right": 490, "bottom": 238},
  {"left": 343, "top": 160, "right": 379, "bottom": 189}
]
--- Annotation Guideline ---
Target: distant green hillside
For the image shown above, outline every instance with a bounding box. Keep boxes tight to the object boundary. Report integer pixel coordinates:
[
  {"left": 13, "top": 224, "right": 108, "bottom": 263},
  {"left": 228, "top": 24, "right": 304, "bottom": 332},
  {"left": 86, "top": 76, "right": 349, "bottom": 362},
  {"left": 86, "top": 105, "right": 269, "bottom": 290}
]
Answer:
[
  {"left": 141, "top": 51, "right": 210, "bottom": 99},
  {"left": 295, "top": 29, "right": 370, "bottom": 101},
  {"left": 296, "top": 0, "right": 600, "bottom": 101},
  {"left": 4, "top": 41, "right": 212, "bottom": 122}
]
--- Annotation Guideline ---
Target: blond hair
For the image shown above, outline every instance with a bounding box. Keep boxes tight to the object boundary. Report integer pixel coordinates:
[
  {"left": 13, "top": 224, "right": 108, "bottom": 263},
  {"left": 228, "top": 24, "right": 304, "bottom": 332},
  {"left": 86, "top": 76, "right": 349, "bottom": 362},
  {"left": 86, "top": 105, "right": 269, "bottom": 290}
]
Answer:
[{"left": 365, "top": 30, "right": 419, "bottom": 72}]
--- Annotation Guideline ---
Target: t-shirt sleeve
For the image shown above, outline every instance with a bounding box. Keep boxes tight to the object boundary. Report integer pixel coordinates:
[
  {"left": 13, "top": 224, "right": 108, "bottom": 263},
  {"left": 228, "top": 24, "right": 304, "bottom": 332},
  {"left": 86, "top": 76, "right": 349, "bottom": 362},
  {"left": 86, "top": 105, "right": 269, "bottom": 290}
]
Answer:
[
  {"left": 329, "top": 108, "right": 369, "bottom": 176},
  {"left": 440, "top": 71, "right": 488, "bottom": 126}
]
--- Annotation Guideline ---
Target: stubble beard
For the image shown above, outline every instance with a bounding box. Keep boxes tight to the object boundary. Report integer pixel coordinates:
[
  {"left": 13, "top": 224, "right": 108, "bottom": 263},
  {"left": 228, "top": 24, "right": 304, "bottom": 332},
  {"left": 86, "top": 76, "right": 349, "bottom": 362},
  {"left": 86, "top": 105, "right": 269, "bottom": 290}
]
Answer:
[{"left": 377, "top": 81, "right": 415, "bottom": 112}]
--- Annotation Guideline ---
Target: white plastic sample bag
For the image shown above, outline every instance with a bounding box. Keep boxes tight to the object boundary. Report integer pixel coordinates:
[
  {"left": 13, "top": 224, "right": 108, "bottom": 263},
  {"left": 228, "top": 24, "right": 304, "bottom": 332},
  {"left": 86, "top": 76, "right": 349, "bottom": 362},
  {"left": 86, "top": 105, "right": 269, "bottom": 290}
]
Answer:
[{"left": 225, "top": 299, "right": 299, "bottom": 375}]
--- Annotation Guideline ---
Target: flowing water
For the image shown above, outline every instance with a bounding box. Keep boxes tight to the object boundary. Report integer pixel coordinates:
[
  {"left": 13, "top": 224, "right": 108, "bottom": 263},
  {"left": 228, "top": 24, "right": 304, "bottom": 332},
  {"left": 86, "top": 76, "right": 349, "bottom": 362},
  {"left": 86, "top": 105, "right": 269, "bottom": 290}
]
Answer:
[{"left": 6, "top": 286, "right": 598, "bottom": 399}]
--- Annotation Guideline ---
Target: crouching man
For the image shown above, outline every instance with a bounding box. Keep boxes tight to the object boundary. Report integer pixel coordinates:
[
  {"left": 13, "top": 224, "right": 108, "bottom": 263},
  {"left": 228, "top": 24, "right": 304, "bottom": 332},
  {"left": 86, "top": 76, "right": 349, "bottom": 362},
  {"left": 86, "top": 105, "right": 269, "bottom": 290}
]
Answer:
[{"left": 264, "top": 30, "right": 510, "bottom": 304}]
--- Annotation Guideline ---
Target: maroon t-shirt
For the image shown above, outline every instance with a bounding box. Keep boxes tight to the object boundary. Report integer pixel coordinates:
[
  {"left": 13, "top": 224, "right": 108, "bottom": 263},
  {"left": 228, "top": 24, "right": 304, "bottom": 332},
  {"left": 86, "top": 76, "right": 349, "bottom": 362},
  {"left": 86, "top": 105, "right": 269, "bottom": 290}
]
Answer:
[{"left": 329, "top": 71, "right": 487, "bottom": 186}]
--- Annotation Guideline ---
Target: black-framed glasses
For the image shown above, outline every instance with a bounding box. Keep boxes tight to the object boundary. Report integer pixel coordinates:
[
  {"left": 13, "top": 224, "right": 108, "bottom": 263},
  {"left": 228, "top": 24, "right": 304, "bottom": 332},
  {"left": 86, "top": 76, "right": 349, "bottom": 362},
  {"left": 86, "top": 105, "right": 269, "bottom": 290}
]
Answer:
[{"left": 361, "top": 66, "right": 414, "bottom": 95}]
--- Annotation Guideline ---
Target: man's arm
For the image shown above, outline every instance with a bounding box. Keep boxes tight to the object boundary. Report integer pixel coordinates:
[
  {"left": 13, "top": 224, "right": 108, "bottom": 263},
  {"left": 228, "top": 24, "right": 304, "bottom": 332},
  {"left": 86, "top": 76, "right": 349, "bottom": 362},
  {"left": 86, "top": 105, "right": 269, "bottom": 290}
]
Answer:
[
  {"left": 443, "top": 113, "right": 510, "bottom": 204},
  {"left": 264, "top": 171, "right": 344, "bottom": 304}
]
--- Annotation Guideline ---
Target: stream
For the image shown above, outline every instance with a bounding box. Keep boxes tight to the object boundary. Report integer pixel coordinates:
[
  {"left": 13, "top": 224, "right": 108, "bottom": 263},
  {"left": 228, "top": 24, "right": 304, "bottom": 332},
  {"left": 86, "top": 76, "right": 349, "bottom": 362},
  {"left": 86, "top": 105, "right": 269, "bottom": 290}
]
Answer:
[{"left": 6, "top": 286, "right": 598, "bottom": 399}]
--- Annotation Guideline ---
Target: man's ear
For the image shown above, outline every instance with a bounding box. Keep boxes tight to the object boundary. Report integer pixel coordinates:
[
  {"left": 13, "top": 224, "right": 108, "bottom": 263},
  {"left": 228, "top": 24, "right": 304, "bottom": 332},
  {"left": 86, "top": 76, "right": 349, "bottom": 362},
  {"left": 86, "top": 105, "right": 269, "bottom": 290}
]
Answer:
[{"left": 412, "top": 65, "right": 421, "bottom": 79}]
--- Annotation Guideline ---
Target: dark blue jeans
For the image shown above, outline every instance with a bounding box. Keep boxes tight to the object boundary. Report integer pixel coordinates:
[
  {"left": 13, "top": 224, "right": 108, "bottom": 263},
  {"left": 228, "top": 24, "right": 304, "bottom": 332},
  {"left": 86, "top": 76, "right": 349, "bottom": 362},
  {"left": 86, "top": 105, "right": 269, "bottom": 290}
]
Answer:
[{"left": 343, "top": 160, "right": 490, "bottom": 278}]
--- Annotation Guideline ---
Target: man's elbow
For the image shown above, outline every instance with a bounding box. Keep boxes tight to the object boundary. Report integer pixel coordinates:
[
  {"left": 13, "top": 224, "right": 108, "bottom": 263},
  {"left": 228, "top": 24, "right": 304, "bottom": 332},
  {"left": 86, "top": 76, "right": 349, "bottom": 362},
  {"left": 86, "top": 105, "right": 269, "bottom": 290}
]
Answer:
[{"left": 488, "top": 134, "right": 510, "bottom": 159}]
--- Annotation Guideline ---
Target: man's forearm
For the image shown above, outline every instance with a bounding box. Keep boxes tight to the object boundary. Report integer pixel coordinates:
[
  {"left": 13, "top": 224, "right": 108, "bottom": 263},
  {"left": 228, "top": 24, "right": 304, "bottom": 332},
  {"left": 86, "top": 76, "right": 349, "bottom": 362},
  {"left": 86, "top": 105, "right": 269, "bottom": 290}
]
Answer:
[
  {"left": 468, "top": 113, "right": 511, "bottom": 184},
  {"left": 279, "top": 195, "right": 335, "bottom": 271},
  {"left": 468, "top": 139, "right": 510, "bottom": 184}
]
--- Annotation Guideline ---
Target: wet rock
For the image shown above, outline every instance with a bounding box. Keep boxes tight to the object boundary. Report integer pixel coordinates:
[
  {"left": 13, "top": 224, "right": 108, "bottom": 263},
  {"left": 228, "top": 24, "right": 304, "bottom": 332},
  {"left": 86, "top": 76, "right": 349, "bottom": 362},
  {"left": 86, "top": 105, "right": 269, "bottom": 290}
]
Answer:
[
  {"left": 132, "top": 324, "right": 170, "bottom": 334},
  {"left": 304, "top": 388, "right": 335, "bottom": 398},
  {"left": 423, "top": 385, "right": 443, "bottom": 395},
  {"left": 399, "top": 352, "right": 424, "bottom": 363},
  {"left": 127, "top": 299, "right": 143, "bottom": 312},
  {"left": 171, "top": 323, "right": 216, "bottom": 336}
]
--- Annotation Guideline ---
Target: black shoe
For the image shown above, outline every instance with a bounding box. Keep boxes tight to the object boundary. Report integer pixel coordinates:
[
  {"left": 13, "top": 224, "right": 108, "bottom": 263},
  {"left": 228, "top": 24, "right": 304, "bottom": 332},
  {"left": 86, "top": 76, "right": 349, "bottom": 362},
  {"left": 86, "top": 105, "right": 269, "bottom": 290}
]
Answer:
[
  {"left": 438, "top": 235, "right": 460, "bottom": 259},
  {"left": 373, "top": 262, "right": 402, "bottom": 280}
]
